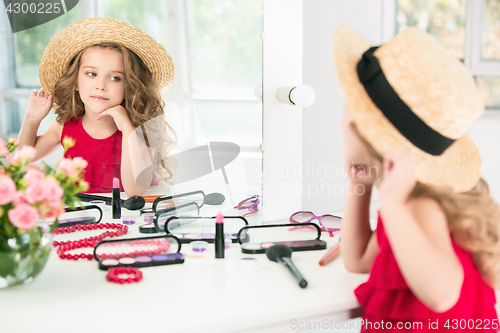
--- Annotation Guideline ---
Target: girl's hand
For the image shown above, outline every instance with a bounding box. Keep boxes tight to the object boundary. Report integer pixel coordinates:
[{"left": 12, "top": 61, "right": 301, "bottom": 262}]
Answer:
[
  {"left": 346, "top": 164, "right": 378, "bottom": 187},
  {"left": 341, "top": 114, "right": 379, "bottom": 187},
  {"left": 26, "top": 89, "right": 53, "bottom": 124},
  {"left": 378, "top": 149, "right": 417, "bottom": 206},
  {"left": 95, "top": 105, "right": 134, "bottom": 132}
]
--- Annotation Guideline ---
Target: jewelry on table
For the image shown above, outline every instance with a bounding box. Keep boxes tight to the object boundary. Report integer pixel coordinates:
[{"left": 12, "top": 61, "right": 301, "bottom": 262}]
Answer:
[
  {"left": 96, "top": 239, "right": 171, "bottom": 260},
  {"left": 106, "top": 267, "right": 143, "bottom": 284},
  {"left": 52, "top": 223, "right": 129, "bottom": 260}
]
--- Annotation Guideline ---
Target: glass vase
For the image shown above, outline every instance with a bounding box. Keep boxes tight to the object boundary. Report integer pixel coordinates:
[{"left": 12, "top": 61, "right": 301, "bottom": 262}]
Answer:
[{"left": 0, "top": 220, "right": 51, "bottom": 288}]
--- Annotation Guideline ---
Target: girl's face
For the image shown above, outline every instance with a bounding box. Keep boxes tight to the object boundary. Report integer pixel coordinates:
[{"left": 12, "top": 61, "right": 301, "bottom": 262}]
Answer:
[
  {"left": 340, "top": 114, "right": 373, "bottom": 167},
  {"left": 76, "top": 46, "right": 125, "bottom": 116}
]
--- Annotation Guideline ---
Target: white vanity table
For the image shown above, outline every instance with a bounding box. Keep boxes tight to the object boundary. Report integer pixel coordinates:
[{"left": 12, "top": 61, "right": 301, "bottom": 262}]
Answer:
[{"left": 0, "top": 202, "right": 366, "bottom": 333}]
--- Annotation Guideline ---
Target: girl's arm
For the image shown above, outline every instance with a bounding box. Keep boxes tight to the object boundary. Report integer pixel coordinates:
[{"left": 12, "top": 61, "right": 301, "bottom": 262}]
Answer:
[
  {"left": 96, "top": 106, "right": 150, "bottom": 197},
  {"left": 120, "top": 125, "right": 150, "bottom": 196},
  {"left": 18, "top": 89, "right": 61, "bottom": 162},
  {"left": 340, "top": 114, "right": 380, "bottom": 273},
  {"left": 342, "top": 179, "right": 380, "bottom": 273},
  {"left": 379, "top": 150, "right": 463, "bottom": 313}
]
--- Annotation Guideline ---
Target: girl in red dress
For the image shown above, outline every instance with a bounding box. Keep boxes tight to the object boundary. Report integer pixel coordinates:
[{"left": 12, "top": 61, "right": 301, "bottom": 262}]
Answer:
[
  {"left": 333, "top": 24, "right": 500, "bottom": 331},
  {"left": 18, "top": 18, "right": 175, "bottom": 195}
]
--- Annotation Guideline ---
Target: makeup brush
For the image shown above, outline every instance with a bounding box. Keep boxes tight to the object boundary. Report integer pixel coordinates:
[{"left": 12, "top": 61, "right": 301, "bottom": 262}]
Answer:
[
  {"left": 142, "top": 192, "right": 225, "bottom": 205},
  {"left": 121, "top": 195, "right": 146, "bottom": 210},
  {"left": 76, "top": 193, "right": 145, "bottom": 210},
  {"left": 204, "top": 192, "right": 225, "bottom": 205},
  {"left": 266, "top": 244, "right": 307, "bottom": 288}
]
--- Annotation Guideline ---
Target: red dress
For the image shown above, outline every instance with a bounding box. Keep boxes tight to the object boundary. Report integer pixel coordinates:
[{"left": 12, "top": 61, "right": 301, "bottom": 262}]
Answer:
[
  {"left": 61, "top": 118, "right": 124, "bottom": 193},
  {"left": 355, "top": 213, "right": 498, "bottom": 332}
]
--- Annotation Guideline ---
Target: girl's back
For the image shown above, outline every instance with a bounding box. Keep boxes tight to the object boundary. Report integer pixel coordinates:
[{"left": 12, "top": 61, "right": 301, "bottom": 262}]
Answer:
[{"left": 356, "top": 210, "right": 497, "bottom": 332}]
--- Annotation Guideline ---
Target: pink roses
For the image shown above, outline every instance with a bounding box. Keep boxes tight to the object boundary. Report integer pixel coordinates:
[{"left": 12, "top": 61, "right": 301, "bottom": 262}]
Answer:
[
  {"left": 0, "top": 170, "right": 66, "bottom": 230},
  {"left": 0, "top": 137, "right": 89, "bottom": 234},
  {"left": 24, "top": 168, "right": 45, "bottom": 184},
  {"left": 58, "top": 157, "right": 88, "bottom": 176},
  {"left": 58, "top": 158, "right": 77, "bottom": 175},
  {"left": 0, "top": 175, "right": 16, "bottom": 205},
  {"left": 25, "top": 177, "right": 63, "bottom": 207},
  {"left": 1, "top": 171, "right": 44, "bottom": 230},
  {"left": 7, "top": 203, "right": 38, "bottom": 230}
]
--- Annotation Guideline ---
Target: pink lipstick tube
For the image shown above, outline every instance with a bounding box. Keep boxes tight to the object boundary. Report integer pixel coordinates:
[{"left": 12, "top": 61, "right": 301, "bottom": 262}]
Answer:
[
  {"left": 215, "top": 211, "right": 224, "bottom": 258},
  {"left": 112, "top": 178, "right": 121, "bottom": 219}
]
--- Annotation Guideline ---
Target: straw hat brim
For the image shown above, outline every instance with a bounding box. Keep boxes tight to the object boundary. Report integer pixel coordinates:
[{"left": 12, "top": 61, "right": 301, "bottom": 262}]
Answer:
[
  {"left": 39, "top": 18, "right": 175, "bottom": 105},
  {"left": 333, "top": 24, "right": 481, "bottom": 193}
]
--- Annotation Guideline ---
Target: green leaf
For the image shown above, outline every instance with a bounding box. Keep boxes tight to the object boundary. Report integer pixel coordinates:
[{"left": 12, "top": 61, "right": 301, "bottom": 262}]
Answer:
[
  {"left": 48, "top": 219, "right": 58, "bottom": 233},
  {"left": 0, "top": 252, "right": 16, "bottom": 278},
  {"left": 0, "top": 214, "right": 18, "bottom": 239}
]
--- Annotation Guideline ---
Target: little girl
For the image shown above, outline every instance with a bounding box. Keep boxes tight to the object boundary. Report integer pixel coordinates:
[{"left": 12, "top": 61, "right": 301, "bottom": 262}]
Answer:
[
  {"left": 334, "top": 24, "right": 500, "bottom": 331},
  {"left": 18, "top": 18, "right": 175, "bottom": 195}
]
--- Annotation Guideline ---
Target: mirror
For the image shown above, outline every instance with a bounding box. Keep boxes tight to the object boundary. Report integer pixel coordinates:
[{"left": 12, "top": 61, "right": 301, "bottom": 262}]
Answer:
[{"left": 0, "top": 0, "right": 262, "bottom": 213}]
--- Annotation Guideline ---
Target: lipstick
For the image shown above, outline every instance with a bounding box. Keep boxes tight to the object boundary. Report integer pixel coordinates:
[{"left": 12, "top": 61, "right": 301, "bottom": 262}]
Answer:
[
  {"left": 112, "top": 178, "right": 121, "bottom": 219},
  {"left": 215, "top": 211, "right": 224, "bottom": 258}
]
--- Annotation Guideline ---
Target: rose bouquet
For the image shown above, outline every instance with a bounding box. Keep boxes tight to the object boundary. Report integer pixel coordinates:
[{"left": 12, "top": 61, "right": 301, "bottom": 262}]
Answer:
[{"left": 0, "top": 136, "right": 88, "bottom": 287}]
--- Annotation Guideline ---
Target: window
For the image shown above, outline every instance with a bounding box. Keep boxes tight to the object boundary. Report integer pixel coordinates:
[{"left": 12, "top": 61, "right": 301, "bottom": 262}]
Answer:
[
  {"left": 482, "top": 0, "right": 500, "bottom": 60},
  {"left": 186, "top": 0, "right": 261, "bottom": 93},
  {"left": 185, "top": 0, "right": 262, "bottom": 147},
  {"left": 395, "top": 0, "right": 500, "bottom": 109},
  {"left": 14, "top": 10, "right": 85, "bottom": 87}
]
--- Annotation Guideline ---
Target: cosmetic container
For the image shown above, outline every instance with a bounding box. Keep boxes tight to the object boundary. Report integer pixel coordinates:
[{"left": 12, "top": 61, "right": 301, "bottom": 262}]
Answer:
[
  {"left": 122, "top": 215, "right": 137, "bottom": 225},
  {"left": 191, "top": 241, "right": 208, "bottom": 253}
]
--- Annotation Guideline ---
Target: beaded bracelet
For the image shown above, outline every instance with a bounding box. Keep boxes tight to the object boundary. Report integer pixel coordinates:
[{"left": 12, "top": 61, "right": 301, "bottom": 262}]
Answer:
[{"left": 106, "top": 267, "right": 143, "bottom": 284}]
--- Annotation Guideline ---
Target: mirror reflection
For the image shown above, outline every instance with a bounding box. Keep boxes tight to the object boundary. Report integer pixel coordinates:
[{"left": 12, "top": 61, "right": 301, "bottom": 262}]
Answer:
[{"left": 0, "top": 0, "right": 263, "bottom": 214}]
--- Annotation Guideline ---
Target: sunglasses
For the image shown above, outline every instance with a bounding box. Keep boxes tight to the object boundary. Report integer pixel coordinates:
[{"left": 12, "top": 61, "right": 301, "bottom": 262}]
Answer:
[
  {"left": 289, "top": 211, "right": 342, "bottom": 236},
  {"left": 234, "top": 195, "right": 260, "bottom": 217}
]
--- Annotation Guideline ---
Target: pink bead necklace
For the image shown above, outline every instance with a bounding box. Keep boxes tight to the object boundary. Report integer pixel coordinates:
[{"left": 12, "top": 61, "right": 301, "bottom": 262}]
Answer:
[{"left": 52, "top": 223, "right": 129, "bottom": 261}]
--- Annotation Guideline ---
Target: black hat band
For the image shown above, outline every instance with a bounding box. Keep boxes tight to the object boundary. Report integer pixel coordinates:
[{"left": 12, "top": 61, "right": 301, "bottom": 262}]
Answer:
[{"left": 357, "top": 46, "right": 455, "bottom": 156}]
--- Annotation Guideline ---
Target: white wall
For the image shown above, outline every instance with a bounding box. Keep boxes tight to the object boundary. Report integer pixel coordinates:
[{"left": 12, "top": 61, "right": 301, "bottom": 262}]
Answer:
[
  {"left": 302, "top": 0, "right": 384, "bottom": 217},
  {"left": 302, "top": 0, "right": 500, "bottom": 216},
  {"left": 468, "top": 113, "right": 500, "bottom": 202}
]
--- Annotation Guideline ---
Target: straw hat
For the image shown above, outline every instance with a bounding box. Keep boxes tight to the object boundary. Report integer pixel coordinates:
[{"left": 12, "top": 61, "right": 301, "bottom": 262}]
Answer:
[
  {"left": 39, "top": 17, "right": 175, "bottom": 104},
  {"left": 333, "top": 24, "right": 484, "bottom": 193}
]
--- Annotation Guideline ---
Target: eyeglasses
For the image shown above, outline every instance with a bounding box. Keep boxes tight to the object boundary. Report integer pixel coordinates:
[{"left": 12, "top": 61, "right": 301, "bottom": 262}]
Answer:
[
  {"left": 234, "top": 195, "right": 260, "bottom": 217},
  {"left": 289, "top": 211, "right": 342, "bottom": 236}
]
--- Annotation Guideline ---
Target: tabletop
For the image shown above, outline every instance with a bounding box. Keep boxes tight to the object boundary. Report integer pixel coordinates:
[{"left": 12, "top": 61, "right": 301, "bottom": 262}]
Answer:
[{"left": 0, "top": 202, "right": 368, "bottom": 333}]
